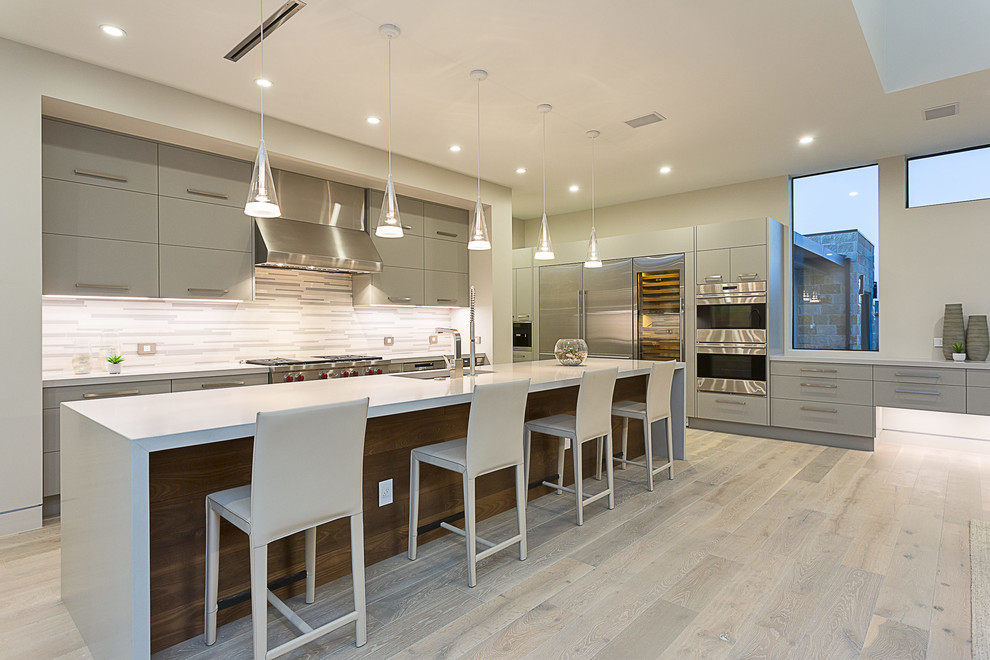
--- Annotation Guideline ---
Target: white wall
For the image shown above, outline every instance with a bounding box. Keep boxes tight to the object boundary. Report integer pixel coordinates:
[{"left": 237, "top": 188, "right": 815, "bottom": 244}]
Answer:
[{"left": 0, "top": 37, "right": 513, "bottom": 535}]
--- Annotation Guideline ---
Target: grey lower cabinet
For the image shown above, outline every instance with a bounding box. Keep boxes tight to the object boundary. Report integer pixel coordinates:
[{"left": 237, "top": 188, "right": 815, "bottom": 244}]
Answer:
[
  {"left": 425, "top": 271, "right": 469, "bottom": 306},
  {"left": 696, "top": 392, "right": 769, "bottom": 425},
  {"left": 968, "top": 371, "right": 990, "bottom": 415},
  {"left": 42, "top": 118, "right": 158, "bottom": 194},
  {"left": 158, "top": 144, "right": 251, "bottom": 208},
  {"left": 159, "top": 245, "right": 254, "bottom": 300},
  {"left": 43, "top": 178, "right": 158, "bottom": 243},
  {"left": 43, "top": 233, "right": 160, "bottom": 297},
  {"left": 353, "top": 266, "right": 425, "bottom": 306},
  {"left": 170, "top": 373, "right": 268, "bottom": 392},
  {"left": 873, "top": 381, "right": 967, "bottom": 414},
  {"left": 770, "top": 363, "right": 875, "bottom": 437},
  {"left": 771, "top": 399, "right": 876, "bottom": 437}
]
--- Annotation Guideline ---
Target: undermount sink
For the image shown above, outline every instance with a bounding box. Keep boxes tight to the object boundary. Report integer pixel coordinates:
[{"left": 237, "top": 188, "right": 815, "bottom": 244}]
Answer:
[{"left": 391, "top": 368, "right": 492, "bottom": 381}]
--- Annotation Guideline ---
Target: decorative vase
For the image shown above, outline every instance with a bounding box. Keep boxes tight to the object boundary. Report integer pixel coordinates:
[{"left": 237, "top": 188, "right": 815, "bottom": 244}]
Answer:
[
  {"left": 942, "top": 304, "right": 965, "bottom": 360},
  {"left": 108, "top": 362, "right": 122, "bottom": 374},
  {"left": 553, "top": 338, "right": 588, "bottom": 366},
  {"left": 967, "top": 315, "right": 990, "bottom": 362}
]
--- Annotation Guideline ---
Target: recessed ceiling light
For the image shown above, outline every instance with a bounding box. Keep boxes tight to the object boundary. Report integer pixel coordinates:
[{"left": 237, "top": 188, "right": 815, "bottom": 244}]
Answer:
[
  {"left": 849, "top": 191, "right": 859, "bottom": 196},
  {"left": 516, "top": 167, "right": 527, "bottom": 174},
  {"left": 799, "top": 135, "right": 815, "bottom": 145},
  {"left": 449, "top": 145, "right": 461, "bottom": 152},
  {"left": 255, "top": 78, "right": 272, "bottom": 88},
  {"left": 659, "top": 166, "right": 672, "bottom": 174},
  {"left": 569, "top": 184, "right": 580, "bottom": 192},
  {"left": 366, "top": 116, "right": 380, "bottom": 125},
  {"left": 100, "top": 24, "right": 125, "bottom": 38}
]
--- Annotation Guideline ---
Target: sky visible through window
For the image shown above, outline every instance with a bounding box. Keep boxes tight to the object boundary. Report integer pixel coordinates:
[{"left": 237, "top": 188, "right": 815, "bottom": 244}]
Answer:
[{"left": 908, "top": 146, "right": 990, "bottom": 207}]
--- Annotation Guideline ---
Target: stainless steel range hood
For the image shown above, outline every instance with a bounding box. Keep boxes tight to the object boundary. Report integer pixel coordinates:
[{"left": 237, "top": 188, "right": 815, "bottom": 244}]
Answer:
[{"left": 254, "top": 170, "right": 383, "bottom": 273}]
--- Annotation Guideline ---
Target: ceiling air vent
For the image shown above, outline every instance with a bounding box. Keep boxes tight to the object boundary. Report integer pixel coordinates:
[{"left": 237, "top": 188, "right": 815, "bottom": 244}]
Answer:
[
  {"left": 624, "top": 112, "right": 666, "bottom": 129},
  {"left": 924, "top": 103, "right": 959, "bottom": 121},
  {"left": 224, "top": 1, "right": 307, "bottom": 62}
]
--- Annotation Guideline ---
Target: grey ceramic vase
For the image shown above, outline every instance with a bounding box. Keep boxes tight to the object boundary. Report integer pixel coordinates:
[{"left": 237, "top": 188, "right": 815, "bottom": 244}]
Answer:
[
  {"left": 943, "top": 304, "right": 965, "bottom": 360},
  {"left": 967, "top": 315, "right": 990, "bottom": 362}
]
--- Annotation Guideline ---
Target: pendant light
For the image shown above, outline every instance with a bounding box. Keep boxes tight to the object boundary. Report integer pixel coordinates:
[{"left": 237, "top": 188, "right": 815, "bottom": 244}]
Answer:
[
  {"left": 375, "top": 24, "right": 403, "bottom": 238},
  {"left": 244, "top": 0, "right": 280, "bottom": 218},
  {"left": 534, "top": 103, "right": 554, "bottom": 260},
  {"left": 467, "top": 69, "right": 491, "bottom": 251},
  {"left": 584, "top": 130, "right": 602, "bottom": 268}
]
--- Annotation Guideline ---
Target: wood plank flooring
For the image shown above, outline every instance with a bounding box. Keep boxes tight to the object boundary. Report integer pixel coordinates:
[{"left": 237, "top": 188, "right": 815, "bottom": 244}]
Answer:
[{"left": 2, "top": 429, "right": 983, "bottom": 659}]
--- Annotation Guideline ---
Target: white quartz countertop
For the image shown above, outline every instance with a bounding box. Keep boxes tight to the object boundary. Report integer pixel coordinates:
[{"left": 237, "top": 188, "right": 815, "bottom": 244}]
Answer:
[
  {"left": 42, "top": 362, "right": 270, "bottom": 387},
  {"left": 770, "top": 354, "right": 990, "bottom": 370},
  {"left": 63, "top": 358, "right": 683, "bottom": 451}
]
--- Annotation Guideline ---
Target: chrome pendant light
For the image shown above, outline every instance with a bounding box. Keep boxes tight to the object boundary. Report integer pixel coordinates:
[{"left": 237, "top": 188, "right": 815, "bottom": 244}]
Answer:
[
  {"left": 244, "top": 0, "right": 280, "bottom": 218},
  {"left": 376, "top": 24, "right": 403, "bottom": 238},
  {"left": 584, "top": 130, "right": 602, "bottom": 268},
  {"left": 534, "top": 103, "right": 554, "bottom": 260},
  {"left": 467, "top": 69, "right": 491, "bottom": 251}
]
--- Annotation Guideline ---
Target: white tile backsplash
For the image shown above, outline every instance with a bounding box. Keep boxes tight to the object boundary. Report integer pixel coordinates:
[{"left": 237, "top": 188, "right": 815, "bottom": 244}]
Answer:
[{"left": 42, "top": 269, "right": 452, "bottom": 374}]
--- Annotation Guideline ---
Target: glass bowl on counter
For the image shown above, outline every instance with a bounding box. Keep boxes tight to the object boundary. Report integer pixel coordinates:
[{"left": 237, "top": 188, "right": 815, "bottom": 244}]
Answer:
[{"left": 553, "top": 338, "right": 588, "bottom": 366}]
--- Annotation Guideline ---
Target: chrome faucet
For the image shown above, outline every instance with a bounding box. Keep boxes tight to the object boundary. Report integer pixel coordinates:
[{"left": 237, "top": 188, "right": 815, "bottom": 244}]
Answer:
[{"left": 436, "top": 328, "right": 463, "bottom": 379}]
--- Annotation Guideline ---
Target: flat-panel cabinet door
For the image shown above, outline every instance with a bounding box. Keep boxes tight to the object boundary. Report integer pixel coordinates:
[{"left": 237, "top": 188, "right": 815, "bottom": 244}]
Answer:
[
  {"left": 379, "top": 266, "right": 426, "bottom": 305},
  {"left": 158, "top": 145, "right": 251, "bottom": 208},
  {"left": 696, "top": 218, "right": 766, "bottom": 251},
  {"left": 539, "top": 264, "right": 583, "bottom": 354},
  {"left": 424, "top": 202, "right": 469, "bottom": 243},
  {"left": 159, "top": 197, "right": 253, "bottom": 252},
  {"left": 43, "top": 234, "right": 159, "bottom": 297},
  {"left": 729, "top": 245, "right": 767, "bottom": 282},
  {"left": 373, "top": 231, "right": 424, "bottom": 269},
  {"left": 368, "top": 190, "right": 425, "bottom": 235},
  {"left": 515, "top": 268, "right": 534, "bottom": 320},
  {"left": 424, "top": 237, "right": 468, "bottom": 273},
  {"left": 159, "top": 245, "right": 253, "bottom": 300},
  {"left": 43, "top": 178, "right": 158, "bottom": 243},
  {"left": 42, "top": 119, "right": 158, "bottom": 194},
  {"left": 696, "top": 249, "right": 730, "bottom": 285},
  {"left": 425, "top": 270, "right": 468, "bottom": 306},
  {"left": 583, "top": 259, "right": 633, "bottom": 358}
]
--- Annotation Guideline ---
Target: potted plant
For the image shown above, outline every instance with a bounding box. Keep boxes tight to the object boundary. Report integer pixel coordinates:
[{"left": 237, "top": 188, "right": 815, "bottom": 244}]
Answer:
[
  {"left": 952, "top": 343, "right": 967, "bottom": 362},
  {"left": 107, "top": 353, "right": 125, "bottom": 374}
]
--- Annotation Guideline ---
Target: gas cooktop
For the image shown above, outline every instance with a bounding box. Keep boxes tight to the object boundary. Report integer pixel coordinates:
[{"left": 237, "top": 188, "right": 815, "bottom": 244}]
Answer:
[{"left": 245, "top": 355, "right": 383, "bottom": 367}]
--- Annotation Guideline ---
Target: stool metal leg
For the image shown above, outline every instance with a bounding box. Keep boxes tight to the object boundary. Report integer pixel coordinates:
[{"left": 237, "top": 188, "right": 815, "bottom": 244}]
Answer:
[
  {"left": 305, "top": 527, "right": 316, "bottom": 604},
  {"left": 556, "top": 437, "right": 566, "bottom": 495},
  {"left": 605, "top": 431, "right": 616, "bottom": 510},
  {"left": 595, "top": 437, "right": 603, "bottom": 481},
  {"left": 408, "top": 457, "right": 420, "bottom": 560},
  {"left": 523, "top": 428, "right": 532, "bottom": 490},
  {"left": 666, "top": 417, "right": 674, "bottom": 480},
  {"left": 515, "top": 463, "right": 528, "bottom": 560},
  {"left": 249, "top": 542, "right": 268, "bottom": 660},
  {"left": 464, "top": 476, "right": 478, "bottom": 587},
  {"left": 644, "top": 418, "right": 654, "bottom": 492},
  {"left": 350, "top": 513, "right": 368, "bottom": 647},
  {"left": 620, "top": 417, "right": 629, "bottom": 470},
  {"left": 573, "top": 437, "right": 584, "bottom": 526},
  {"left": 204, "top": 502, "right": 220, "bottom": 646}
]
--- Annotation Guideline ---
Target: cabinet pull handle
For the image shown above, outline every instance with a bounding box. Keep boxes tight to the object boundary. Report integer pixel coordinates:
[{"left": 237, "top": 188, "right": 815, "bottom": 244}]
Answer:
[
  {"left": 388, "top": 296, "right": 412, "bottom": 303},
  {"left": 800, "top": 368, "right": 837, "bottom": 373},
  {"left": 83, "top": 389, "right": 141, "bottom": 399},
  {"left": 436, "top": 231, "right": 458, "bottom": 238},
  {"left": 705, "top": 275, "right": 723, "bottom": 282},
  {"left": 186, "top": 188, "right": 229, "bottom": 200},
  {"left": 201, "top": 381, "right": 245, "bottom": 389},
  {"left": 75, "top": 283, "right": 130, "bottom": 291},
  {"left": 436, "top": 298, "right": 457, "bottom": 303},
  {"left": 894, "top": 372, "right": 940, "bottom": 379},
  {"left": 800, "top": 406, "right": 837, "bottom": 413},
  {"left": 517, "top": 314, "right": 531, "bottom": 320},
  {"left": 737, "top": 273, "right": 759, "bottom": 280},
  {"left": 715, "top": 399, "right": 746, "bottom": 405},
  {"left": 402, "top": 225, "right": 414, "bottom": 230},
  {"left": 187, "top": 288, "right": 229, "bottom": 295},
  {"left": 800, "top": 382, "right": 837, "bottom": 389},
  {"left": 895, "top": 389, "right": 941, "bottom": 396},
  {"left": 73, "top": 168, "right": 128, "bottom": 183}
]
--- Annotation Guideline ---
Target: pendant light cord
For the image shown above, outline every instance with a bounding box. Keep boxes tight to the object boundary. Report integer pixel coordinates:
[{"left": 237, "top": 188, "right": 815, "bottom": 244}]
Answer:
[
  {"left": 259, "top": 0, "right": 264, "bottom": 141},
  {"left": 542, "top": 112, "right": 547, "bottom": 215},
  {"left": 387, "top": 36, "right": 393, "bottom": 176},
  {"left": 591, "top": 136, "right": 596, "bottom": 230},
  {"left": 476, "top": 79, "right": 481, "bottom": 200}
]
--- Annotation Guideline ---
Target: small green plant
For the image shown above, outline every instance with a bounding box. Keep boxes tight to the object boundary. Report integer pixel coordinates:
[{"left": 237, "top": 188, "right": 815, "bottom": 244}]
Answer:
[
  {"left": 952, "top": 343, "right": 965, "bottom": 354},
  {"left": 107, "top": 354, "right": 125, "bottom": 364}
]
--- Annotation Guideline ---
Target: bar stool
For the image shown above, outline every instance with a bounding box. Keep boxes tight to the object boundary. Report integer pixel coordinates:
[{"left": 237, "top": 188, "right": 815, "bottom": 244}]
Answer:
[
  {"left": 204, "top": 398, "right": 370, "bottom": 660},
  {"left": 408, "top": 379, "right": 531, "bottom": 587},
  {"left": 606, "top": 360, "right": 676, "bottom": 491},
  {"left": 524, "top": 367, "right": 619, "bottom": 526}
]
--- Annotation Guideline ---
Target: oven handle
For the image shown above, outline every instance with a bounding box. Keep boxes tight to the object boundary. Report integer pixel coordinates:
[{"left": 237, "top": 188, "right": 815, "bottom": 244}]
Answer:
[
  {"left": 696, "top": 295, "right": 768, "bottom": 305},
  {"left": 696, "top": 343, "right": 767, "bottom": 355}
]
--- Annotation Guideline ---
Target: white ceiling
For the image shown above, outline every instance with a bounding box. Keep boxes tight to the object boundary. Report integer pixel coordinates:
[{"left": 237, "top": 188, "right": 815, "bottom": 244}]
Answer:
[{"left": 3, "top": 0, "right": 990, "bottom": 219}]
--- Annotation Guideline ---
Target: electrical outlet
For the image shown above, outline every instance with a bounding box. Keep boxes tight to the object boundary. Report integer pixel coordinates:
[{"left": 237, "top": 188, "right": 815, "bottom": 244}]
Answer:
[
  {"left": 429, "top": 335, "right": 439, "bottom": 345},
  {"left": 378, "top": 479, "right": 393, "bottom": 507},
  {"left": 475, "top": 335, "right": 482, "bottom": 346},
  {"left": 384, "top": 336, "right": 394, "bottom": 346},
  {"left": 934, "top": 337, "right": 943, "bottom": 347},
  {"left": 137, "top": 342, "right": 157, "bottom": 355}
]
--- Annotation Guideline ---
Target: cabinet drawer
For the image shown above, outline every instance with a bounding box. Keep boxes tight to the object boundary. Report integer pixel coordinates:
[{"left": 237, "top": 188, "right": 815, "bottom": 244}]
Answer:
[
  {"left": 44, "top": 379, "right": 171, "bottom": 409},
  {"left": 696, "top": 392, "right": 768, "bottom": 425},
  {"left": 159, "top": 197, "right": 253, "bottom": 253},
  {"left": 368, "top": 190, "right": 424, "bottom": 235},
  {"left": 968, "top": 387, "right": 990, "bottom": 416},
  {"left": 43, "top": 234, "right": 160, "bottom": 297},
  {"left": 42, "top": 119, "right": 158, "bottom": 194},
  {"left": 372, "top": 231, "right": 424, "bottom": 269},
  {"left": 873, "top": 365, "right": 965, "bottom": 386},
  {"left": 873, "top": 381, "right": 966, "bottom": 413},
  {"left": 425, "top": 270, "right": 468, "bottom": 307},
  {"left": 770, "top": 360, "right": 873, "bottom": 381},
  {"left": 425, "top": 237, "right": 469, "bottom": 273},
  {"left": 43, "top": 409, "right": 60, "bottom": 451},
  {"left": 158, "top": 145, "right": 251, "bottom": 208},
  {"left": 696, "top": 217, "right": 766, "bottom": 251},
  {"left": 967, "top": 370, "right": 990, "bottom": 388},
  {"left": 43, "top": 451, "right": 60, "bottom": 498},
  {"left": 771, "top": 374, "right": 873, "bottom": 406},
  {"left": 513, "top": 350, "right": 534, "bottom": 363},
  {"left": 729, "top": 245, "right": 766, "bottom": 282},
  {"left": 696, "top": 249, "right": 730, "bottom": 284},
  {"left": 171, "top": 373, "right": 268, "bottom": 392},
  {"left": 43, "top": 178, "right": 158, "bottom": 243},
  {"left": 771, "top": 398, "right": 875, "bottom": 437},
  {"left": 424, "top": 202, "right": 468, "bottom": 243},
  {"left": 159, "top": 245, "right": 254, "bottom": 300}
]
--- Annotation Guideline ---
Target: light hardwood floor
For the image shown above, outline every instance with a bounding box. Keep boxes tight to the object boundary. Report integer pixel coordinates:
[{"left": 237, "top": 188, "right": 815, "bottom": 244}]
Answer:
[{"left": 2, "top": 429, "right": 980, "bottom": 659}]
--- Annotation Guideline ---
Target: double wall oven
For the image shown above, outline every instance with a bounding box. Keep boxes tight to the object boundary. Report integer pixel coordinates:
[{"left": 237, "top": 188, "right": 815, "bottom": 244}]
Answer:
[{"left": 696, "top": 281, "right": 767, "bottom": 396}]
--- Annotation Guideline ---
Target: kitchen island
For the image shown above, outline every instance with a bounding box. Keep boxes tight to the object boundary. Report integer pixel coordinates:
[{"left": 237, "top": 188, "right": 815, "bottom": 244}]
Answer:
[{"left": 59, "top": 358, "right": 685, "bottom": 659}]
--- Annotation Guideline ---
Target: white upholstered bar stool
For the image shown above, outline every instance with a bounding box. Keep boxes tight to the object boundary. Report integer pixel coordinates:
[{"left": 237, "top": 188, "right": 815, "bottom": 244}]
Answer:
[
  {"left": 606, "top": 360, "right": 676, "bottom": 491},
  {"left": 408, "top": 379, "right": 531, "bottom": 587},
  {"left": 204, "top": 398, "right": 370, "bottom": 660},
  {"left": 524, "top": 367, "right": 619, "bottom": 526}
]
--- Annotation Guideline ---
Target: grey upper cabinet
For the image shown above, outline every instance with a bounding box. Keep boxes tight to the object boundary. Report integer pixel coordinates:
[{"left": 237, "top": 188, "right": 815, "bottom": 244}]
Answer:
[
  {"left": 696, "top": 217, "right": 767, "bottom": 251},
  {"left": 158, "top": 145, "right": 251, "bottom": 208},
  {"left": 352, "top": 266, "right": 425, "bottom": 306},
  {"left": 424, "top": 237, "right": 469, "bottom": 273},
  {"left": 372, "top": 231, "right": 424, "bottom": 269},
  {"left": 43, "top": 234, "right": 159, "bottom": 297},
  {"left": 729, "top": 245, "right": 767, "bottom": 282},
  {"left": 425, "top": 271, "right": 469, "bottom": 306},
  {"left": 42, "top": 118, "right": 158, "bottom": 194},
  {"left": 43, "top": 178, "right": 158, "bottom": 244},
  {"left": 424, "top": 202, "right": 469, "bottom": 243},
  {"left": 696, "top": 249, "right": 730, "bottom": 284},
  {"left": 514, "top": 268, "right": 534, "bottom": 320},
  {"left": 159, "top": 196, "right": 253, "bottom": 253},
  {"left": 367, "top": 190, "right": 425, "bottom": 235},
  {"left": 159, "top": 245, "right": 254, "bottom": 300}
]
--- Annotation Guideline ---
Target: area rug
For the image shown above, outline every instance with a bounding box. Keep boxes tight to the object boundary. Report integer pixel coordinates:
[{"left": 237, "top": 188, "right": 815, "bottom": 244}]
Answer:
[{"left": 972, "top": 519, "right": 990, "bottom": 659}]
